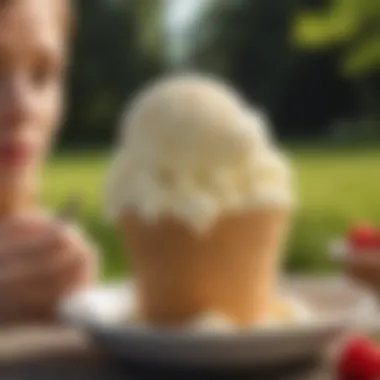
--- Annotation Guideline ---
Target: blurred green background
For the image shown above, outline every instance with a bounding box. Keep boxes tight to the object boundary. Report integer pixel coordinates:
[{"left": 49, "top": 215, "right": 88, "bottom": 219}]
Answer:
[{"left": 50, "top": 0, "right": 380, "bottom": 279}]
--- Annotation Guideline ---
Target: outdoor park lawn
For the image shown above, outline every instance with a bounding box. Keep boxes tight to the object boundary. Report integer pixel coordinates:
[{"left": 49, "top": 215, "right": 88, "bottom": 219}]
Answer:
[{"left": 42, "top": 147, "right": 380, "bottom": 280}]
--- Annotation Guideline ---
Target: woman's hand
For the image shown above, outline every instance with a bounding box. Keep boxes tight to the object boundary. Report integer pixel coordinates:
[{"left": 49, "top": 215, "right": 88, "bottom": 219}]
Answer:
[{"left": 0, "top": 215, "right": 98, "bottom": 324}]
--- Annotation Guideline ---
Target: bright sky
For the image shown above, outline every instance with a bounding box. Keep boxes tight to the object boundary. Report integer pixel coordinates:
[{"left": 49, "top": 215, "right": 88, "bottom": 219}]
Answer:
[
  {"left": 164, "top": 0, "right": 210, "bottom": 63},
  {"left": 165, "top": 0, "right": 207, "bottom": 29}
]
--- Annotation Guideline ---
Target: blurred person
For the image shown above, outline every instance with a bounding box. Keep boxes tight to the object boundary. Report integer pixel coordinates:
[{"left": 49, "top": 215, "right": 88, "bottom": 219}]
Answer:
[{"left": 0, "top": 0, "right": 98, "bottom": 324}]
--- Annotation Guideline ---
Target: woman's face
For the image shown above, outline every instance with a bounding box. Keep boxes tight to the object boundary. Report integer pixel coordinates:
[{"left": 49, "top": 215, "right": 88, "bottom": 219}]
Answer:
[{"left": 0, "top": 1, "right": 66, "bottom": 194}]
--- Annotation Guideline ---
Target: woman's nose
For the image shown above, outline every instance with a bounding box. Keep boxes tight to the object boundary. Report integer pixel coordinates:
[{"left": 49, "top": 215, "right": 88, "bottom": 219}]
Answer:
[{"left": 0, "top": 75, "right": 33, "bottom": 132}]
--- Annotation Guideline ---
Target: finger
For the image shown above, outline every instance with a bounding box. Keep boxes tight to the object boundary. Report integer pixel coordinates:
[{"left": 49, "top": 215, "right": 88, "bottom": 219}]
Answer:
[
  {"left": 63, "top": 243, "right": 99, "bottom": 293},
  {"left": 0, "top": 246, "right": 77, "bottom": 318},
  {"left": 1, "top": 228, "right": 94, "bottom": 294},
  {"left": 51, "top": 239, "right": 98, "bottom": 291},
  {"left": 45, "top": 222, "right": 100, "bottom": 288},
  {"left": 0, "top": 225, "right": 98, "bottom": 319},
  {"left": 19, "top": 247, "right": 91, "bottom": 313},
  {"left": 0, "top": 212, "right": 50, "bottom": 242},
  {"left": 0, "top": 221, "right": 81, "bottom": 272},
  {"left": 0, "top": 244, "right": 74, "bottom": 285},
  {"left": 0, "top": 233, "right": 63, "bottom": 274},
  {"left": 0, "top": 222, "right": 95, "bottom": 322},
  {"left": 35, "top": 241, "right": 99, "bottom": 311},
  {"left": 0, "top": 218, "right": 53, "bottom": 264},
  {"left": 0, "top": 221, "right": 81, "bottom": 282}
]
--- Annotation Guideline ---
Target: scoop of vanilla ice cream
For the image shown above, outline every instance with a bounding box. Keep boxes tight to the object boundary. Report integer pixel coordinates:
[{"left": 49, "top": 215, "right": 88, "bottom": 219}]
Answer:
[
  {"left": 178, "top": 297, "right": 313, "bottom": 332},
  {"left": 186, "top": 311, "right": 236, "bottom": 332},
  {"left": 125, "top": 298, "right": 314, "bottom": 332},
  {"left": 105, "top": 75, "right": 294, "bottom": 233},
  {"left": 257, "top": 296, "right": 315, "bottom": 328}
]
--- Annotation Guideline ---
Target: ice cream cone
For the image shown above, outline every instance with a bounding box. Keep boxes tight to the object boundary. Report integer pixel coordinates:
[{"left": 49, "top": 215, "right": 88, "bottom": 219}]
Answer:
[
  {"left": 119, "top": 208, "right": 290, "bottom": 327},
  {"left": 106, "top": 74, "right": 295, "bottom": 328}
]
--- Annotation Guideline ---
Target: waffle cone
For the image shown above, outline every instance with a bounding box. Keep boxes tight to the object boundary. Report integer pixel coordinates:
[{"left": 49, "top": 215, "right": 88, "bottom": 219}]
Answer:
[{"left": 119, "top": 209, "right": 290, "bottom": 327}]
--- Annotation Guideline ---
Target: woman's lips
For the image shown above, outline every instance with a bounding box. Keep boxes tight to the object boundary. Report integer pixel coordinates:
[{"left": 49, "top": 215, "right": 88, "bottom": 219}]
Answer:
[{"left": 0, "top": 142, "right": 33, "bottom": 167}]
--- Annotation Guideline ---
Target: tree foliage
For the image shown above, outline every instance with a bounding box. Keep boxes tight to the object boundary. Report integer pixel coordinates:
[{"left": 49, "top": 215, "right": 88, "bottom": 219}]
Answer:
[
  {"left": 293, "top": 0, "right": 380, "bottom": 78},
  {"left": 187, "top": 0, "right": 359, "bottom": 139},
  {"left": 59, "top": 0, "right": 378, "bottom": 145},
  {"left": 62, "top": 0, "right": 164, "bottom": 147},
  {"left": 190, "top": 0, "right": 301, "bottom": 105}
]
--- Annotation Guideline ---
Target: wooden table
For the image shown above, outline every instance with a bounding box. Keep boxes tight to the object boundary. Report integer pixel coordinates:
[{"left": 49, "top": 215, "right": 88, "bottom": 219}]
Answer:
[{"left": 0, "top": 326, "right": 330, "bottom": 379}]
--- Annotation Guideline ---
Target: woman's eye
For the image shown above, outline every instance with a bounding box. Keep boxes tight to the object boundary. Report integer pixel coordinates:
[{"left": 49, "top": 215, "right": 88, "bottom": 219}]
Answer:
[
  {"left": 30, "top": 57, "right": 63, "bottom": 88},
  {"left": 31, "top": 64, "right": 54, "bottom": 87}
]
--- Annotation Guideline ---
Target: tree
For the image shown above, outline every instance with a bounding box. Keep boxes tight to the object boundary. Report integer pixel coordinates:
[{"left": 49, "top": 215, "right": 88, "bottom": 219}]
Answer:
[
  {"left": 190, "top": 0, "right": 301, "bottom": 104},
  {"left": 186, "top": 0, "right": 357, "bottom": 139},
  {"left": 293, "top": 0, "right": 380, "bottom": 78},
  {"left": 62, "top": 0, "right": 164, "bottom": 147},
  {"left": 293, "top": 0, "right": 380, "bottom": 124},
  {"left": 128, "top": 0, "right": 166, "bottom": 65}
]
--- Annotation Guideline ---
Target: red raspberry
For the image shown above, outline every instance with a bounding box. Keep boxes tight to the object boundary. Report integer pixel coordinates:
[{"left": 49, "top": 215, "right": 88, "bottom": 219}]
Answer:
[
  {"left": 337, "top": 336, "right": 380, "bottom": 380},
  {"left": 349, "top": 224, "right": 377, "bottom": 252}
]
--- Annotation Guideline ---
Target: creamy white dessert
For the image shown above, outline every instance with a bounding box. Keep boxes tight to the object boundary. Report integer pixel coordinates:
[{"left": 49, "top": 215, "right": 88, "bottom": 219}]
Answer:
[
  {"left": 125, "top": 297, "right": 314, "bottom": 332},
  {"left": 106, "top": 74, "right": 295, "bottom": 328},
  {"left": 105, "top": 74, "right": 294, "bottom": 234},
  {"left": 189, "top": 296, "right": 314, "bottom": 331}
]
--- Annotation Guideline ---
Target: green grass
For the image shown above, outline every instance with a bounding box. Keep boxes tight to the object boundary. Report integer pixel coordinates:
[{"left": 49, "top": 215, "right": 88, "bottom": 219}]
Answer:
[{"left": 42, "top": 148, "right": 380, "bottom": 279}]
